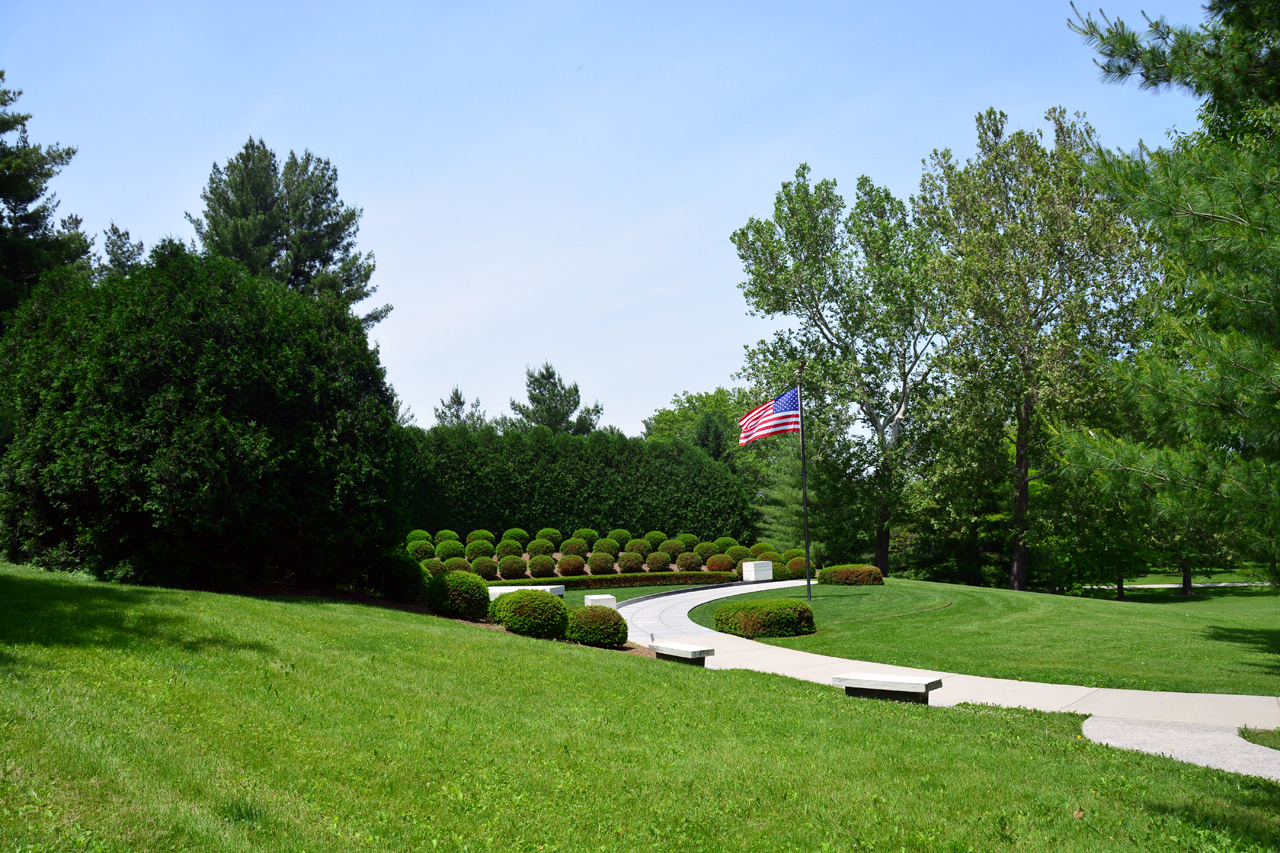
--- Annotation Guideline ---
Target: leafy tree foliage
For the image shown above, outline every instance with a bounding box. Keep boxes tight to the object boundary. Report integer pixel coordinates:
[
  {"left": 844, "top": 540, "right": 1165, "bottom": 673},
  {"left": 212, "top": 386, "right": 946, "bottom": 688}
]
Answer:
[
  {"left": 499, "top": 362, "right": 602, "bottom": 435},
  {"left": 187, "top": 138, "right": 388, "bottom": 326},
  {"left": 434, "top": 386, "right": 487, "bottom": 429},
  {"left": 0, "top": 242, "right": 405, "bottom": 588},
  {"left": 0, "top": 71, "right": 91, "bottom": 333}
]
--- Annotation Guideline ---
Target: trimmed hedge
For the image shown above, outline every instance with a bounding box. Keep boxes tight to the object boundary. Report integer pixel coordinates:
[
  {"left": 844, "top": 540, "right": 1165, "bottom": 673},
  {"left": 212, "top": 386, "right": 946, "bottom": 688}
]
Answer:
[
  {"left": 426, "top": 570, "right": 489, "bottom": 619},
  {"left": 714, "top": 598, "right": 815, "bottom": 639},
  {"left": 495, "top": 539, "right": 524, "bottom": 559},
  {"left": 435, "top": 530, "right": 460, "bottom": 545},
  {"left": 626, "top": 539, "right": 651, "bottom": 558},
  {"left": 646, "top": 551, "right": 672, "bottom": 572},
  {"left": 471, "top": 556, "right": 498, "bottom": 580},
  {"left": 368, "top": 552, "right": 426, "bottom": 603},
  {"left": 561, "top": 537, "right": 590, "bottom": 558},
  {"left": 566, "top": 606, "right": 628, "bottom": 648},
  {"left": 464, "top": 539, "right": 494, "bottom": 560},
  {"left": 498, "top": 555, "right": 529, "bottom": 580},
  {"left": 782, "top": 548, "right": 805, "bottom": 561},
  {"left": 406, "top": 529, "right": 432, "bottom": 544},
  {"left": 714, "top": 537, "right": 739, "bottom": 552},
  {"left": 558, "top": 554, "right": 587, "bottom": 576},
  {"left": 617, "top": 551, "right": 644, "bottom": 573},
  {"left": 528, "top": 554, "right": 557, "bottom": 578},
  {"left": 675, "top": 551, "right": 703, "bottom": 572},
  {"left": 527, "top": 538, "right": 555, "bottom": 557},
  {"left": 444, "top": 557, "right": 472, "bottom": 574},
  {"left": 606, "top": 529, "right": 631, "bottom": 548},
  {"left": 643, "top": 531, "right": 667, "bottom": 551},
  {"left": 787, "top": 557, "right": 810, "bottom": 574},
  {"left": 435, "top": 539, "right": 466, "bottom": 560},
  {"left": 488, "top": 571, "right": 736, "bottom": 591},
  {"left": 705, "top": 554, "right": 734, "bottom": 572},
  {"left": 725, "top": 545, "right": 751, "bottom": 563},
  {"left": 592, "top": 537, "right": 620, "bottom": 558},
  {"left": 677, "top": 533, "right": 699, "bottom": 549},
  {"left": 407, "top": 539, "right": 435, "bottom": 561},
  {"left": 467, "top": 529, "right": 496, "bottom": 544},
  {"left": 749, "top": 542, "right": 775, "bottom": 557},
  {"left": 658, "top": 539, "right": 685, "bottom": 558},
  {"left": 502, "top": 528, "right": 531, "bottom": 547},
  {"left": 818, "top": 565, "right": 884, "bottom": 585},
  {"left": 587, "top": 552, "right": 615, "bottom": 575},
  {"left": 420, "top": 557, "right": 447, "bottom": 577},
  {"left": 491, "top": 589, "right": 567, "bottom": 639},
  {"left": 571, "top": 528, "right": 599, "bottom": 548},
  {"left": 693, "top": 542, "right": 717, "bottom": 561},
  {"left": 535, "top": 528, "right": 563, "bottom": 549}
]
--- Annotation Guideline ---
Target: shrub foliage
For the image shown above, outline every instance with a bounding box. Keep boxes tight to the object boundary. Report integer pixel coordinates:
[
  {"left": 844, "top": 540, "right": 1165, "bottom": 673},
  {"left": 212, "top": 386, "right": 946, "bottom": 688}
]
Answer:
[
  {"left": 566, "top": 605, "right": 628, "bottom": 648},
  {"left": 818, "top": 565, "right": 884, "bottom": 585},
  {"left": 491, "top": 589, "right": 568, "bottom": 639},
  {"left": 714, "top": 598, "right": 816, "bottom": 638},
  {"left": 426, "top": 570, "right": 489, "bottom": 619}
]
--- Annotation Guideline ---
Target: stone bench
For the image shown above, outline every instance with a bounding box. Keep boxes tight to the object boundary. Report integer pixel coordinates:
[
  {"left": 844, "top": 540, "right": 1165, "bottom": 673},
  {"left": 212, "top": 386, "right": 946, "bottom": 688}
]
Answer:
[
  {"left": 487, "top": 585, "right": 565, "bottom": 601},
  {"left": 832, "top": 672, "right": 942, "bottom": 705},
  {"left": 583, "top": 594, "right": 616, "bottom": 609},
  {"left": 741, "top": 560, "right": 773, "bottom": 581},
  {"left": 649, "top": 641, "right": 715, "bottom": 667}
]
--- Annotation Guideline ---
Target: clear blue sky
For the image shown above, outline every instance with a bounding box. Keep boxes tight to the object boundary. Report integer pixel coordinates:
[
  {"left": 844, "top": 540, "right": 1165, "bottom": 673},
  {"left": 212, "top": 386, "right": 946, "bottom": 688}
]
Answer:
[{"left": 3, "top": 1, "right": 1207, "bottom": 435}]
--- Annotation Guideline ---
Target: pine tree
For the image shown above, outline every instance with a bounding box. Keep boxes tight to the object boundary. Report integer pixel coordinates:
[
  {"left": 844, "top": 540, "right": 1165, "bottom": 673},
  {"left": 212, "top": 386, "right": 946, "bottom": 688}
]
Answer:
[{"left": 500, "top": 363, "right": 602, "bottom": 435}]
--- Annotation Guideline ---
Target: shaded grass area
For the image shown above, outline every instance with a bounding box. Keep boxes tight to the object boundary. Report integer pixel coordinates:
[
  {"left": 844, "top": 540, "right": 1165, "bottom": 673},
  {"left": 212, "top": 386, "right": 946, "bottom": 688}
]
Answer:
[
  {"left": 1, "top": 562, "right": 1278, "bottom": 852},
  {"left": 689, "top": 579, "right": 1280, "bottom": 695},
  {"left": 1241, "top": 728, "right": 1280, "bottom": 751},
  {"left": 1103, "top": 568, "right": 1269, "bottom": 587}
]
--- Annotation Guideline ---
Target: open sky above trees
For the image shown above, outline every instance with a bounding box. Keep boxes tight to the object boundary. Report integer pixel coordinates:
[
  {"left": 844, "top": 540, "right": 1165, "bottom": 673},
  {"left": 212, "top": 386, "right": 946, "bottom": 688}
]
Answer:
[{"left": 2, "top": 1, "right": 1206, "bottom": 434}]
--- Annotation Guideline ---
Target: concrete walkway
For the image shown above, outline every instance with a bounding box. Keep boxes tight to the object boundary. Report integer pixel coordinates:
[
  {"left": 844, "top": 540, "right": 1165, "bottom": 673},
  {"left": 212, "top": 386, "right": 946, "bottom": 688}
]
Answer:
[{"left": 618, "top": 580, "right": 1280, "bottom": 782}]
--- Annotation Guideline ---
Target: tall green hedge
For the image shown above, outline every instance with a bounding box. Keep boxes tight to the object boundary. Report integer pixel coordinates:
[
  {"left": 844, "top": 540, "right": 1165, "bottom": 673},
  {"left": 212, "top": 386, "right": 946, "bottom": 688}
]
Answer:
[{"left": 402, "top": 425, "right": 757, "bottom": 542}]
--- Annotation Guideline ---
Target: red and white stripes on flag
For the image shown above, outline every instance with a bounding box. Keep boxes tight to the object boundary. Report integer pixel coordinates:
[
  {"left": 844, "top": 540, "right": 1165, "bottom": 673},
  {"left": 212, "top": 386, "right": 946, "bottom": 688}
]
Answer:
[{"left": 738, "top": 387, "right": 802, "bottom": 445}]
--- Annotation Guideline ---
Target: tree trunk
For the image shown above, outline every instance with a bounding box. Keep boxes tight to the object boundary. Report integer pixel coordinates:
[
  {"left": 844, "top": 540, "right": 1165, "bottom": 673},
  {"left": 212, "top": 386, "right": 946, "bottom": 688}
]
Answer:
[
  {"left": 1115, "top": 573, "right": 1125, "bottom": 601},
  {"left": 1008, "top": 391, "right": 1033, "bottom": 591},
  {"left": 1181, "top": 560, "right": 1193, "bottom": 596},
  {"left": 875, "top": 502, "right": 891, "bottom": 575}
]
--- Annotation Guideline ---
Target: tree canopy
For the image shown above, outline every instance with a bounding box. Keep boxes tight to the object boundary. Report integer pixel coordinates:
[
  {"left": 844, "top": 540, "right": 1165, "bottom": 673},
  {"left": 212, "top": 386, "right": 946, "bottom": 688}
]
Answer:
[{"left": 499, "top": 362, "right": 603, "bottom": 436}]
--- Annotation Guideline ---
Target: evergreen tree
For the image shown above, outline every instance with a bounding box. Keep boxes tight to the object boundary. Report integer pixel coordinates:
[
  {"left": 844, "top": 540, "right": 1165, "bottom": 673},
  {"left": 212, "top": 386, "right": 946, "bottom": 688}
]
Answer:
[
  {"left": 433, "top": 386, "right": 487, "bottom": 429},
  {"left": 499, "top": 363, "right": 602, "bottom": 435}
]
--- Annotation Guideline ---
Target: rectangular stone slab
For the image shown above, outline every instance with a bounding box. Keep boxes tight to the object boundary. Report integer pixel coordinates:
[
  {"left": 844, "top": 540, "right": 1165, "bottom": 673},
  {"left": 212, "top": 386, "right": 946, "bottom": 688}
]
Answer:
[
  {"left": 583, "top": 594, "right": 617, "bottom": 609},
  {"left": 650, "top": 642, "right": 715, "bottom": 666},
  {"left": 742, "top": 560, "right": 773, "bottom": 581},
  {"left": 833, "top": 672, "right": 943, "bottom": 704},
  {"left": 487, "top": 585, "right": 565, "bottom": 601}
]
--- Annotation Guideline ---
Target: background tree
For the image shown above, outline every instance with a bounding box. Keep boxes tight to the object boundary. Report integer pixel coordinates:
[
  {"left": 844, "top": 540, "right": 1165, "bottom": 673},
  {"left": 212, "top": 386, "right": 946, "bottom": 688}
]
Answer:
[
  {"left": 187, "top": 138, "right": 388, "bottom": 326},
  {"left": 0, "top": 70, "right": 91, "bottom": 333},
  {"left": 434, "top": 386, "right": 487, "bottom": 429},
  {"left": 499, "top": 362, "right": 602, "bottom": 435}
]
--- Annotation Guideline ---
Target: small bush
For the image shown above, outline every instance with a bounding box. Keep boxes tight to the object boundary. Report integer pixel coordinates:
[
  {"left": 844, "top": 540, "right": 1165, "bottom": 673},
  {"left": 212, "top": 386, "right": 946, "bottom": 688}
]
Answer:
[
  {"left": 646, "top": 551, "right": 672, "bottom": 571},
  {"left": 787, "top": 557, "right": 810, "bottom": 575},
  {"left": 434, "top": 529, "right": 460, "bottom": 545},
  {"left": 566, "top": 606, "right": 628, "bottom": 648},
  {"left": 659, "top": 539, "right": 686, "bottom": 558},
  {"left": 749, "top": 542, "right": 775, "bottom": 557},
  {"left": 406, "top": 529, "right": 432, "bottom": 544},
  {"left": 498, "top": 555, "right": 529, "bottom": 580},
  {"left": 617, "top": 551, "right": 644, "bottom": 573},
  {"left": 465, "top": 539, "right": 494, "bottom": 561},
  {"left": 528, "top": 554, "right": 557, "bottom": 578},
  {"left": 527, "top": 538, "right": 555, "bottom": 558},
  {"left": 557, "top": 554, "right": 587, "bottom": 576},
  {"left": 606, "top": 528, "right": 631, "bottom": 547},
  {"left": 420, "top": 558, "right": 447, "bottom": 577},
  {"left": 369, "top": 552, "right": 426, "bottom": 603},
  {"left": 725, "top": 545, "right": 751, "bottom": 563},
  {"left": 758, "top": 551, "right": 783, "bottom": 565},
  {"left": 471, "top": 556, "right": 498, "bottom": 580},
  {"left": 705, "top": 554, "right": 734, "bottom": 573},
  {"left": 502, "top": 528, "right": 531, "bottom": 547},
  {"left": 714, "top": 536, "right": 739, "bottom": 552},
  {"left": 572, "top": 528, "right": 599, "bottom": 548},
  {"left": 536, "top": 528, "right": 563, "bottom": 549},
  {"left": 626, "top": 539, "right": 651, "bottom": 558},
  {"left": 818, "top": 565, "right": 884, "bottom": 585},
  {"left": 444, "top": 557, "right": 472, "bottom": 574},
  {"left": 782, "top": 548, "right": 805, "bottom": 561},
  {"left": 715, "top": 598, "right": 815, "bottom": 638},
  {"left": 435, "top": 539, "right": 466, "bottom": 561},
  {"left": 677, "top": 533, "right": 699, "bottom": 549},
  {"left": 407, "top": 539, "right": 435, "bottom": 561},
  {"left": 426, "top": 570, "right": 489, "bottom": 619},
  {"left": 493, "top": 589, "right": 567, "bottom": 639},
  {"left": 466, "top": 529, "right": 496, "bottom": 544},
  {"left": 643, "top": 530, "right": 667, "bottom": 551},
  {"left": 693, "top": 542, "right": 717, "bottom": 561},
  {"left": 587, "top": 552, "right": 615, "bottom": 574},
  {"left": 592, "top": 537, "right": 620, "bottom": 557},
  {"left": 675, "top": 551, "right": 703, "bottom": 572},
  {"left": 495, "top": 539, "right": 524, "bottom": 559},
  {"left": 561, "top": 537, "right": 590, "bottom": 557}
]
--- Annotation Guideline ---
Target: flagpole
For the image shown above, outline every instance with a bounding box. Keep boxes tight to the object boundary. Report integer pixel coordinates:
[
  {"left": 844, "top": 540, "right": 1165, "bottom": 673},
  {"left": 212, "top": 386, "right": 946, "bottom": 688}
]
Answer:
[{"left": 797, "top": 363, "right": 813, "bottom": 603}]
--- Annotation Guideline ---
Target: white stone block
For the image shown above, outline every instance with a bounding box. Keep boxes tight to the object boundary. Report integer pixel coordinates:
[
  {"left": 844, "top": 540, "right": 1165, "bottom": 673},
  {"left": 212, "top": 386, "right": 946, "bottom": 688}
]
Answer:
[
  {"left": 487, "top": 584, "right": 565, "bottom": 601},
  {"left": 832, "top": 672, "right": 942, "bottom": 693},
  {"left": 583, "top": 594, "right": 617, "bottom": 609},
  {"left": 649, "top": 642, "right": 715, "bottom": 665},
  {"left": 742, "top": 560, "right": 773, "bottom": 581}
]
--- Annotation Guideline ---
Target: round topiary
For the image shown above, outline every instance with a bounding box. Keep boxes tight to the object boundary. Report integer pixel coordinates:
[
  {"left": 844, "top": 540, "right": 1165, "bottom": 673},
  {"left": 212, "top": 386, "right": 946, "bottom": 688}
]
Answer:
[
  {"left": 749, "top": 542, "right": 775, "bottom": 557},
  {"left": 646, "top": 551, "right": 672, "bottom": 571},
  {"left": 607, "top": 528, "right": 631, "bottom": 548},
  {"left": 560, "top": 537, "right": 589, "bottom": 557},
  {"left": 435, "top": 539, "right": 466, "bottom": 561},
  {"left": 758, "top": 551, "right": 784, "bottom": 565},
  {"left": 659, "top": 539, "right": 686, "bottom": 558},
  {"left": 714, "top": 598, "right": 815, "bottom": 639},
  {"left": 693, "top": 542, "right": 717, "bottom": 561},
  {"left": 434, "top": 529, "right": 460, "bottom": 545},
  {"left": 571, "top": 528, "right": 599, "bottom": 548},
  {"left": 444, "top": 557, "right": 472, "bottom": 574},
  {"left": 471, "top": 556, "right": 498, "bottom": 580},
  {"left": 818, "top": 565, "right": 884, "bottom": 585},
  {"left": 617, "top": 551, "right": 644, "bottom": 573},
  {"left": 643, "top": 530, "right": 667, "bottom": 552},
  {"left": 420, "top": 557, "right": 447, "bottom": 577},
  {"left": 714, "top": 537, "right": 739, "bottom": 552},
  {"left": 426, "top": 570, "right": 489, "bottom": 619},
  {"left": 498, "top": 555, "right": 529, "bottom": 580},
  {"left": 528, "top": 554, "right": 557, "bottom": 578},
  {"left": 587, "top": 552, "right": 615, "bottom": 574},
  {"left": 369, "top": 552, "right": 426, "bottom": 603},
  {"left": 527, "top": 538, "right": 555, "bottom": 558},
  {"left": 557, "top": 554, "right": 587, "bottom": 576},
  {"left": 592, "top": 537, "right": 620, "bottom": 557},
  {"left": 406, "top": 529, "right": 432, "bottom": 544},
  {"left": 677, "top": 533, "right": 699, "bottom": 549},
  {"left": 495, "top": 539, "right": 524, "bottom": 559},
  {"left": 705, "top": 554, "right": 734, "bottom": 573},
  {"left": 566, "top": 605, "right": 628, "bottom": 648},
  {"left": 464, "top": 539, "right": 494, "bottom": 561},
  {"left": 626, "top": 539, "right": 651, "bottom": 558},
  {"left": 675, "top": 551, "right": 703, "bottom": 572},
  {"left": 502, "top": 528, "right": 531, "bottom": 547},
  {"left": 725, "top": 545, "right": 751, "bottom": 563},
  {"left": 493, "top": 589, "right": 567, "bottom": 639},
  {"left": 466, "top": 529, "right": 496, "bottom": 545},
  {"left": 407, "top": 539, "right": 435, "bottom": 561},
  {"left": 535, "top": 528, "right": 563, "bottom": 549},
  {"left": 787, "top": 557, "right": 810, "bottom": 575},
  {"left": 782, "top": 548, "right": 805, "bottom": 562}
]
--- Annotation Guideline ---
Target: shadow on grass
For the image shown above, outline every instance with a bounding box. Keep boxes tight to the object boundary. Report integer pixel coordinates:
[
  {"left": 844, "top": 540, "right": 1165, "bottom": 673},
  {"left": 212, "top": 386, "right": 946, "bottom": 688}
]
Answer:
[
  {"left": 1202, "top": 625, "right": 1280, "bottom": 676},
  {"left": 0, "top": 568, "right": 272, "bottom": 673},
  {"left": 1150, "top": 789, "right": 1280, "bottom": 850}
]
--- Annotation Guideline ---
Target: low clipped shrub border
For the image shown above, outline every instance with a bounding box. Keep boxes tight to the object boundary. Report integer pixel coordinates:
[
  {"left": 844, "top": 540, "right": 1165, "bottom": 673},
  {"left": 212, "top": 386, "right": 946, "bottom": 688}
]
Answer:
[
  {"left": 488, "top": 571, "right": 736, "bottom": 591},
  {"left": 818, "top": 565, "right": 884, "bottom": 585},
  {"left": 566, "top": 605, "right": 628, "bottom": 648},
  {"left": 714, "top": 598, "right": 815, "bottom": 639}
]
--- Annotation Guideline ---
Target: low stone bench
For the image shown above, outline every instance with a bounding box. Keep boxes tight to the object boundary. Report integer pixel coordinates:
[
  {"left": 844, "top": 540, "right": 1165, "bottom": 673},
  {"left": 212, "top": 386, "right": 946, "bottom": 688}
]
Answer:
[
  {"left": 649, "top": 641, "right": 715, "bottom": 667},
  {"left": 833, "top": 672, "right": 943, "bottom": 705},
  {"left": 583, "top": 594, "right": 617, "bottom": 609},
  {"left": 487, "top": 585, "right": 565, "bottom": 601}
]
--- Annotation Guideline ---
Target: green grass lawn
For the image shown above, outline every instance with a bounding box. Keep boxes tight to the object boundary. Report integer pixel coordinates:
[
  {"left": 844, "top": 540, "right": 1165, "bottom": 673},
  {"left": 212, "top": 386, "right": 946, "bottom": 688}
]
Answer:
[
  {"left": 561, "top": 584, "right": 700, "bottom": 608},
  {"left": 1241, "top": 728, "right": 1280, "bottom": 751},
  {"left": 688, "top": 578, "right": 1280, "bottom": 695},
  {"left": 2, "top": 562, "right": 1278, "bottom": 852},
  {"left": 1103, "top": 568, "right": 1269, "bottom": 586}
]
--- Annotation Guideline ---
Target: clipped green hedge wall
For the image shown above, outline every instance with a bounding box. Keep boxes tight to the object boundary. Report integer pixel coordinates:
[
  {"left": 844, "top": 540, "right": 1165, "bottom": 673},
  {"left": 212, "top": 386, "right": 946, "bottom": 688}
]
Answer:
[
  {"left": 818, "top": 565, "right": 884, "bottom": 585},
  {"left": 714, "top": 598, "right": 815, "bottom": 639}
]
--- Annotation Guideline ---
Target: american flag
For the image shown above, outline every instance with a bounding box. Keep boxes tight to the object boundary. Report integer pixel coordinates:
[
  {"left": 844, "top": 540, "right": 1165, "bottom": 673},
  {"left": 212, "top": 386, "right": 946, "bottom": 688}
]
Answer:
[{"left": 738, "top": 387, "right": 802, "bottom": 445}]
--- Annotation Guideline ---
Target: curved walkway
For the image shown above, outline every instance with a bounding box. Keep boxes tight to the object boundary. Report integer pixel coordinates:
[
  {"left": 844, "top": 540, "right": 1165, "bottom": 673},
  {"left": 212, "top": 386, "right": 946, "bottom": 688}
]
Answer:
[{"left": 618, "top": 580, "right": 1280, "bottom": 782}]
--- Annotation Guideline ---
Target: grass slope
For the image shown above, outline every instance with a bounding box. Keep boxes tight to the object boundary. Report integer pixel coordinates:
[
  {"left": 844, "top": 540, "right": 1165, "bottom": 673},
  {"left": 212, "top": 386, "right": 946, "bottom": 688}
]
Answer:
[
  {"left": 1, "top": 563, "right": 1278, "bottom": 852},
  {"left": 688, "top": 579, "right": 1280, "bottom": 695}
]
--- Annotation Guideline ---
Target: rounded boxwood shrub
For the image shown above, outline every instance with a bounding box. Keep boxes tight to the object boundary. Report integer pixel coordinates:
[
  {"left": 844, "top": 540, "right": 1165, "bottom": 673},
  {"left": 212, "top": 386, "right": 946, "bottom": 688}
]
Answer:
[
  {"left": 369, "top": 552, "right": 426, "bottom": 603},
  {"left": 659, "top": 539, "right": 685, "bottom": 558},
  {"left": 435, "top": 539, "right": 466, "bottom": 561},
  {"left": 587, "top": 552, "right": 615, "bottom": 574},
  {"left": 495, "top": 539, "right": 524, "bottom": 559},
  {"left": 527, "top": 538, "right": 555, "bottom": 558},
  {"left": 758, "top": 551, "right": 784, "bottom": 565},
  {"left": 626, "top": 539, "right": 651, "bottom": 558},
  {"left": 528, "top": 554, "right": 557, "bottom": 578},
  {"left": 443, "top": 557, "right": 472, "bottom": 574},
  {"left": 787, "top": 557, "right": 810, "bottom": 575},
  {"left": 571, "top": 528, "right": 599, "bottom": 548},
  {"left": 560, "top": 537, "right": 589, "bottom": 558},
  {"left": 464, "top": 539, "right": 494, "bottom": 561},
  {"left": 407, "top": 539, "right": 435, "bottom": 561},
  {"left": 592, "top": 537, "right": 620, "bottom": 557},
  {"left": 818, "top": 565, "right": 884, "bottom": 585},
  {"left": 493, "top": 589, "right": 567, "bottom": 639},
  {"left": 714, "top": 536, "right": 739, "bottom": 552},
  {"left": 725, "top": 545, "right": 751, "bottom": 563},
  {"left": 406, "top": 529, "right": 432, "bottom": 544},
  {"left": 536, "top": 528, "right": 563, "bottom": 549},
  {"left": 643, "top": 530, "right": 667, "bottom": 551},
  {"left": 677, "top": 533, "right": 699, "bottom": 549},
  {"left": 646, "top": 551, "right": 672, "bottom": 571},
  {"left": 693, "top": 542, "right": 717, "bottom": 561},
  {"left": 498, "top": 555, "right": 529, "bottom": 580},
  {"left": 714, "top": 599, "right": 815, "bottom": 639},
  {"left": 502, "top": 528, "right": 531, "bottom": 547},
  {"left": 466, "top": 529, "right": 496, "bottom": 545},
  {"left": 705, "top": 553, "right": 734, "bottom": 573},
  {"left": 607, "top": 528, "right": 631, "bottom": 548},
  {"left": 434, "top": 529, "right": 460, "bottom": 545},
  {"left": 566, "top": 606, "right": 628, "bottom": 648},
  {"left": 420, "top": 557, "right": 447, "bottom": 577},
  {"left": 675, "top": 551, "right": 703, "bottom": 572},
  {"left": 749, "top": 542, "right": 775, "bottom": 557},
  {"left": 782, "top": 548, "right": 805, "bottom": 561},
  {"left": 557, "top": 554, "right": 587, "bottom": 576},
  {"left": 617, "top": 551, "right": 644, "bottom": 573},
  {"left": 471, "top": 556, "right": 498, "bottom": 580},
  {"left": 426, "top": 570, "right": 489, "bottom": 619}
]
